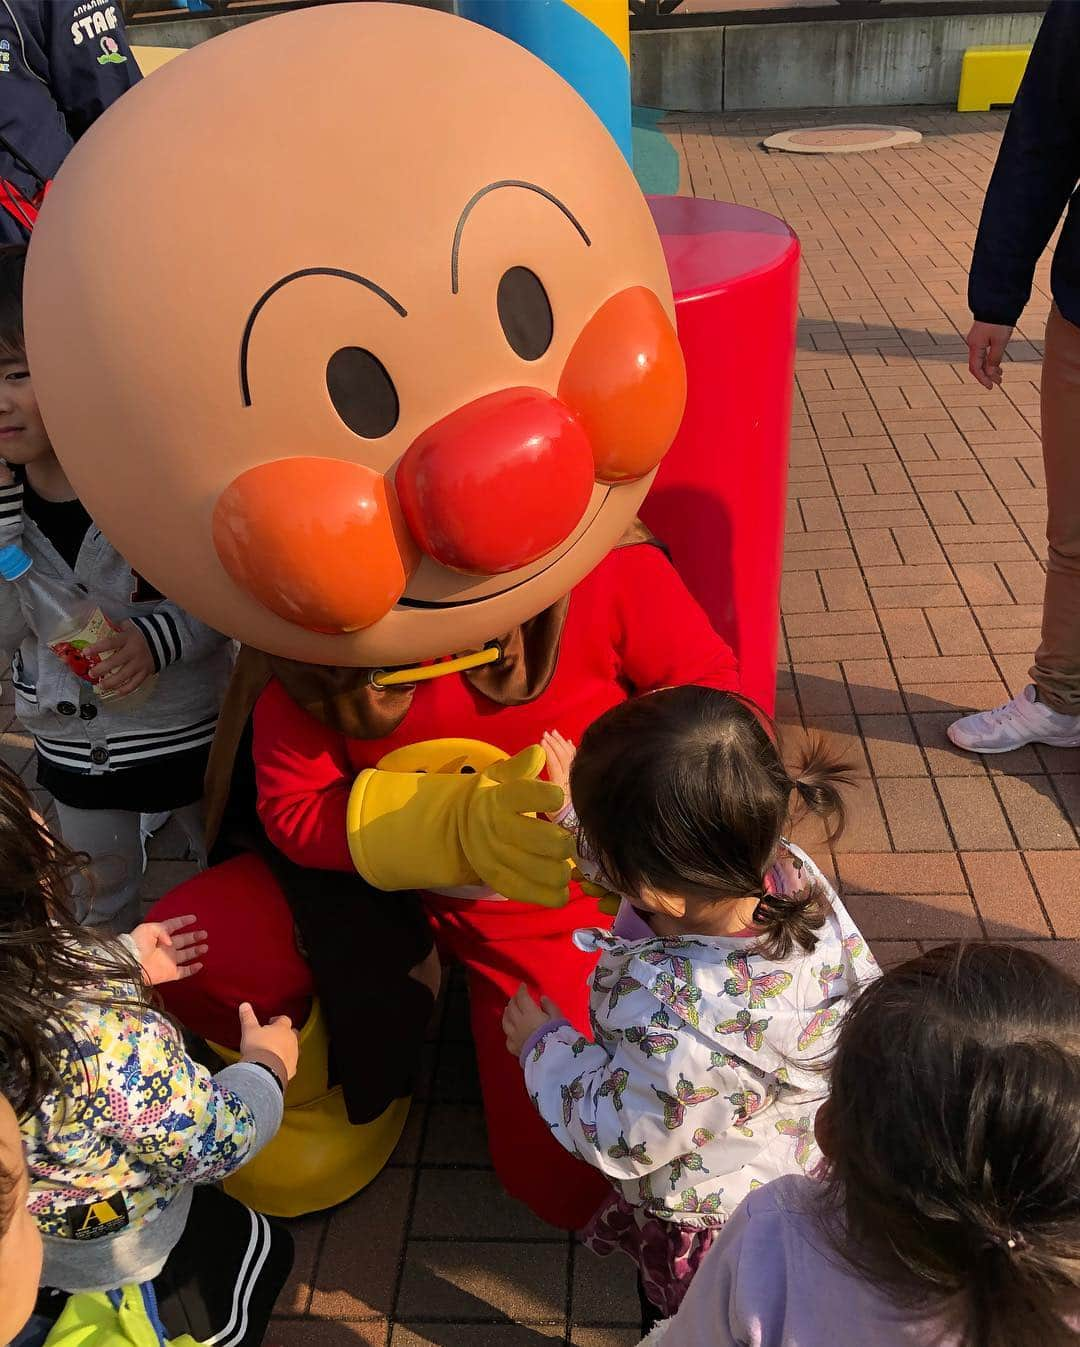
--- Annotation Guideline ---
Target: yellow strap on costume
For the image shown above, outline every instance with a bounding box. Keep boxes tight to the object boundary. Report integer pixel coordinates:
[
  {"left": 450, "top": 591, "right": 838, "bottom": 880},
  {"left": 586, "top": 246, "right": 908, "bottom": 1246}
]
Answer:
[
  {"left": 371, "top": 644, "right": 501, "bottom": 688},
  {"left": 346, "top": 746, "right": 573, "bottom": 908}
]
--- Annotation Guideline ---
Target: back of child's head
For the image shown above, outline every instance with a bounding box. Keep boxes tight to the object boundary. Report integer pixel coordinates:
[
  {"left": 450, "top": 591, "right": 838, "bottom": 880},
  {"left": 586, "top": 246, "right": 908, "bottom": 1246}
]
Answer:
[
  {"left": 824, "top": 942, "right": 1080, "bottom": 1347},
  {"left": 568, "top": 686, "right": 853, "bottom": 956},
  {"left": 0, "top": 244, "right": 27, "bottom": 359},
  {"left": 0, "top": 762, "right": 144, "bottom": 1119}
]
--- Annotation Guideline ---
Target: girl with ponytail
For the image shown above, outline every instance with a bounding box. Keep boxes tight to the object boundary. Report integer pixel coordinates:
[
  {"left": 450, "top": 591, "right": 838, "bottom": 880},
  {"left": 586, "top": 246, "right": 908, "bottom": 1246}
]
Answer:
[
  {"left": 501, "top": 686, "right": 878, "bottom": 1329},
  {"left": 650, "top": 943, "right": 1080, "bottom": 1347}
]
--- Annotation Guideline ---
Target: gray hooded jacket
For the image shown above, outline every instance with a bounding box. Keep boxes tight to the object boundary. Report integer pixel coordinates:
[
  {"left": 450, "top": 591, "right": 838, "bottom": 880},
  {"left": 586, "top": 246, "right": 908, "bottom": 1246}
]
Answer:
[{"left": 0, "top": 480, "right": 231, "bottom": 775}]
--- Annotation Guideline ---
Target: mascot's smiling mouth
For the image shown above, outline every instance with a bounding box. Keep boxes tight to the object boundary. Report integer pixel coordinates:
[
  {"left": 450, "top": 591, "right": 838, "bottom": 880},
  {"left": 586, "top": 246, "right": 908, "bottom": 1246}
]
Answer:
[
  {"left": 395, "top": 564, "right": 549, "bottom": 610},
  {"left": 392, "top": 485, "right": 612, "bottom": 611}
]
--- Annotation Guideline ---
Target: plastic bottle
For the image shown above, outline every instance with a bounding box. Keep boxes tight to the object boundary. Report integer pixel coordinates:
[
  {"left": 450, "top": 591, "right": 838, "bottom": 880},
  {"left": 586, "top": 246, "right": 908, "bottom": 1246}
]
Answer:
[{"left": 0, "top": 544, "right": 155, "bottom": 704}]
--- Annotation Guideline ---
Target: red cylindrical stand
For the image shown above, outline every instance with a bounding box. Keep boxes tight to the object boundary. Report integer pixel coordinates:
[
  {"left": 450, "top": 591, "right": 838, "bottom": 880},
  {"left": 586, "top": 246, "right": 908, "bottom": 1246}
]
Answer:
[{"left": 642, "top": 196, "right": 800, "bottom": 716}]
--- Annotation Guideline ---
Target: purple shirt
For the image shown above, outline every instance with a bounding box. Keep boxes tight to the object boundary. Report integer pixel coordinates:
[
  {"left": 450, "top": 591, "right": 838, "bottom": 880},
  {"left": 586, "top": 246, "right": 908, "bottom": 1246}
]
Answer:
[
  {"left": 613, "top": 899, "right": 654, "bottom": 941},
  {"left": 652, "top": 1175, "right": 1074, "bottom": 1347}
]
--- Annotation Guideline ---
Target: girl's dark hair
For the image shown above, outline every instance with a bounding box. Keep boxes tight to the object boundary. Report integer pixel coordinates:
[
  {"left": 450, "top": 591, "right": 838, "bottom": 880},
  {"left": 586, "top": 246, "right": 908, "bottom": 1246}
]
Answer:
[
  {"left": 823, "top": 942, "right": 1080, "bottom": 1347},
  {"left": 0, "top": 762, "right": 146, "bottom": 1119},
  {"left": 569, "top": 686, "right": 854, "bottom": 957},
  {"left": 0, "top": 245, "right": 27, "bottom": 361}
]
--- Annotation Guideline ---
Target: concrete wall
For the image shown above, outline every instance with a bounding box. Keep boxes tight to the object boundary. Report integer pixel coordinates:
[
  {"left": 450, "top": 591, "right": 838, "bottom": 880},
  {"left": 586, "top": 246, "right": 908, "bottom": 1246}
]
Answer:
[
  {"left": 131, "top": 0, "right": 452, "bottom": 49},
  {"left": 632, "top": 11, "right": 1043, "bottom": 111}
]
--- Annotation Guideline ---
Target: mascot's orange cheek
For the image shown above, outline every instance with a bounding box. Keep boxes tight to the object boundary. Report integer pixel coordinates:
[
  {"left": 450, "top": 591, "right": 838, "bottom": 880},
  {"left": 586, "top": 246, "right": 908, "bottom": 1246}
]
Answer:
[
  {"left": 212, "top": 457, "right": 420, "bottom": 633},
  {"left": 558, "top": 286, "right": 687, "bottom": 483}
]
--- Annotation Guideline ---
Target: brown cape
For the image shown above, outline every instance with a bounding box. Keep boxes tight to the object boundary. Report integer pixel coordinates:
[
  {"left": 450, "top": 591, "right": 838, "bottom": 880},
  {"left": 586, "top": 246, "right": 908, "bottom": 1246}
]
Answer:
[{"left": 203, "top": 520, "right": 660, "bottom": 849}]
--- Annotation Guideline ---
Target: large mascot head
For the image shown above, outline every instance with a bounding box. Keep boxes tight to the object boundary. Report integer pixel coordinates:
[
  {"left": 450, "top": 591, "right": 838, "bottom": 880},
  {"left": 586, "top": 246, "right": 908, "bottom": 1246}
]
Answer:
[{"left": 25, "top": 2, "right": 684, "bottom": 666}]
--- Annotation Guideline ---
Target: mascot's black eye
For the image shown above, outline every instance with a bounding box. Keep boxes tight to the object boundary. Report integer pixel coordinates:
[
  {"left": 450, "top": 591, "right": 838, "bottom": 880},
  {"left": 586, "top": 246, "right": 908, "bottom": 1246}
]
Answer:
[
  {"left": 497, "top": 267, "right": 553, "bottom": 361},
  {"left": 326, "top": 347, "right": 399, "bottom": 438},
  {"left": 460, "top": 765, "right": 477, "bottom": 774}
]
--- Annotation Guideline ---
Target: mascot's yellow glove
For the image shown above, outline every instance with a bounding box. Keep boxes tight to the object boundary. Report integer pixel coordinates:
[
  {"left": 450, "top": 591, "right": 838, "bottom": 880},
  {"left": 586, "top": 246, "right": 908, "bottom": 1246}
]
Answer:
[{"left": 346, "top": 746, "right": 573, "bottom": 908}]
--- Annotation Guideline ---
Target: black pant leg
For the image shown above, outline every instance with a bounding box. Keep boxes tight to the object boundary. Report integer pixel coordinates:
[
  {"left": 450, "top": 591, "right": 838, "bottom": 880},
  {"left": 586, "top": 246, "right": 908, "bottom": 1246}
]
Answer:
[{"left": 154, "top": 1187, "right": 294, "bottom": 1347}]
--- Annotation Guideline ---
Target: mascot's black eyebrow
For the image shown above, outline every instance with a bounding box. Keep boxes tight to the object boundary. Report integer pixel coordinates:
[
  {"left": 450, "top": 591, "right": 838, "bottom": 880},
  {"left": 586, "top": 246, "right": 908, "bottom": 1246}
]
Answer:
[
  {"left": 451, "top": 181, "right": 590, "bottom": 294},
  {"left": 239, "top": 267, "right": 407, "bottom": 405}
]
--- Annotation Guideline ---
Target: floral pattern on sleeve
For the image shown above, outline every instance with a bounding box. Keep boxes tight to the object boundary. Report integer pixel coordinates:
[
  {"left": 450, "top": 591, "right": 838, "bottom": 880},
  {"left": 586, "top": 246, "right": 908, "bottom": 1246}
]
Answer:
[{"left": 22, "top": 996, "right": 260, "bottom": 1238}]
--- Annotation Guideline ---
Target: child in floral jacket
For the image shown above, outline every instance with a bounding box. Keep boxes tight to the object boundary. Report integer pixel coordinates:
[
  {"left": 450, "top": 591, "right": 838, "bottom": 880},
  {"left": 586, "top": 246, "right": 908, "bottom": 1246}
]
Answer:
[
  {"left": 0, "top": 763, "right": 298, "bottom": 1347},
  {"left": 503, "top": 689, "right": 879, "bottom": 1324}
]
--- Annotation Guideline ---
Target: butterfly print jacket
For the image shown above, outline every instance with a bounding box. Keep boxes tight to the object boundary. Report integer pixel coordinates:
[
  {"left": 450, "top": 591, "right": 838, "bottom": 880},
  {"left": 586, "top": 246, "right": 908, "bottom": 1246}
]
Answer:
[{"left": 523, "top": 842, "right": 879, "bottom": 1227}]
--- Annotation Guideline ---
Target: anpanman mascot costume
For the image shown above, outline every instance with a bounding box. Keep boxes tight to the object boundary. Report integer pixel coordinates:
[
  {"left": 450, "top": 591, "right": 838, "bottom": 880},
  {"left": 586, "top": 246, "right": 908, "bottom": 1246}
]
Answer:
[{"left": 24, "top": 3, "right": 738, "bottom": 1225}]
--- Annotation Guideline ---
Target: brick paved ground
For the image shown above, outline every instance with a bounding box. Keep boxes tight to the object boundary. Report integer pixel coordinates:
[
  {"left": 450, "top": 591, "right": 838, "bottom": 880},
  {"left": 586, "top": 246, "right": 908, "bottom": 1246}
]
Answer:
[
  {"left": 9, "top": 104, "right": 1073, "bottom": 1345},
  {"left": 668, "top": 105, "right": 1077, "bottom": 983}
]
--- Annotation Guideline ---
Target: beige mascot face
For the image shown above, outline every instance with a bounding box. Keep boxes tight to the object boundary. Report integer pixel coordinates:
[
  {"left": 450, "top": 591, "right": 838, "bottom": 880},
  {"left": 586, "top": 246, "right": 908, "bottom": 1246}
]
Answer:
[{"left": 25, "top": 2, "right": 685, "bottom": 667}]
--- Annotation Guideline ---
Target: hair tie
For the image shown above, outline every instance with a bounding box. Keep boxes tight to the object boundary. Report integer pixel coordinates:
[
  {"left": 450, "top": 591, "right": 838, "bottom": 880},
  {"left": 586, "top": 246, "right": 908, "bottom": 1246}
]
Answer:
[{"left": 985, "top": 1230, "right": 1026, "bottom": 1254}]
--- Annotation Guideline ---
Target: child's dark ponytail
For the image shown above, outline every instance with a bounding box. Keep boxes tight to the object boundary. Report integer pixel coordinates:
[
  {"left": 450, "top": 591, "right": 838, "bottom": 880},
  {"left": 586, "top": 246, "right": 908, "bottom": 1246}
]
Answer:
[
  {"left": 748, "top": 885, "right": 827, "bottom": 960},
  {"left": 569, "top": 687, "right": 857, "bottom": 958},
  {"left": 749, "top": 729, "right": 855, "bottom": 959},
  {"left": 790, "top": 731, "right": 852, "bottom": 844},
  {"left": 822, "top": 944, "right": 1080, "bottom": 1347},
  {"left": 966, "top": 1234, "right": 1077, "bottom": 1347}
]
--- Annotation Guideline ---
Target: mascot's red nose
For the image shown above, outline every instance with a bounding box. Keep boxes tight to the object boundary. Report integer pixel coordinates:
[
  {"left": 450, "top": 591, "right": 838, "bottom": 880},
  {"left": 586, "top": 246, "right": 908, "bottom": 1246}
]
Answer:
[{"left": 395, "top": 387, "right": 595, "bottom": 575}]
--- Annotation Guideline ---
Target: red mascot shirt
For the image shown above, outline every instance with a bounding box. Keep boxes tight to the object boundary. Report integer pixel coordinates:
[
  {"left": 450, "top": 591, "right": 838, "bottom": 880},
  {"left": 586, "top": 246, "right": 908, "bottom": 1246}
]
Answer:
[{"left": 252, "top": 544, "right": 739, "bottom": 872}]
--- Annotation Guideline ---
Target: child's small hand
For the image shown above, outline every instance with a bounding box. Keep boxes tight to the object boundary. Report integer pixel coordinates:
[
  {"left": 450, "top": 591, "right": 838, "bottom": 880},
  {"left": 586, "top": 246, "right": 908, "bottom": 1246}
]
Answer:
[
  {"left": 239, "top": 1002, "right": 299, "bottom": 1086},
  {"left": 541, "top": 730, "right": 576, "bottom": 791},
  {"left": 502, "top": 982, "right": 565, "bottom": 1058},
  {"left": 541, "top": 730, "right": 576, "bottom": 821},
  {"left": 130, "top": 914, "right": 208, "bottom": 986},
  {"left": 87, "top": 620, "right": 156, "bottom": 696}
]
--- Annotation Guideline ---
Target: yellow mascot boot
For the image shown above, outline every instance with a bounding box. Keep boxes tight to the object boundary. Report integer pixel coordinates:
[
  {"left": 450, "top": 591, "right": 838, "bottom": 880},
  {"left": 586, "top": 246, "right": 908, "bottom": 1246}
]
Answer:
[{"left": 210, "top": 998, "right": 410, "bottom": 1218}]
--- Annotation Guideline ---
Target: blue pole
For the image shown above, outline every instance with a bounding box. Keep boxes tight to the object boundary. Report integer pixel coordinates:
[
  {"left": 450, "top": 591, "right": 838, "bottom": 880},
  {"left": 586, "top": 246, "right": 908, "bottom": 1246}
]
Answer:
[{"left": 457, "top": 0, "right": 633, "bottom": 166}]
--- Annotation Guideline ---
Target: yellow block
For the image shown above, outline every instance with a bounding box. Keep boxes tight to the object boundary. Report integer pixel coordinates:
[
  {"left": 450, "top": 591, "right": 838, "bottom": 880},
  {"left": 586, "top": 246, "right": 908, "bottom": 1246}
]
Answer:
[
  {"left": 566, "top": 0, "right": 630, "bottom": 64},
  {"left": 131, "top": 45, "right": 186, "bottom": 76},
  {"left": 957, "top": 44, "right": 1032, "bottom": 113}
]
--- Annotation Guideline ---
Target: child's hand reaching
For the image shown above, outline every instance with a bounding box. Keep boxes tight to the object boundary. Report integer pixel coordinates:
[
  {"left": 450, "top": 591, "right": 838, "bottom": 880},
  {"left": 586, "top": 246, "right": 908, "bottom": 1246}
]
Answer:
[
  {"left": 502, "top": 982, "right": 565, "bottom": 1058},
  {"left": 130, "top": 914, "right": 208, "bottom": 986},
  {"left": 541, "top": 730, "right": 576, "bottom": 822},
  {"left": 239, "top": 1002, "right": 299, "bottom": 1087}
]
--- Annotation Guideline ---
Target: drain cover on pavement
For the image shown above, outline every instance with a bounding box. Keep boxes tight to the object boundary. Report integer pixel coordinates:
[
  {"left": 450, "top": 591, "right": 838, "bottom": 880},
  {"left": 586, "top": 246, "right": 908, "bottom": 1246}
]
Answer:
[{"left": 763, "top": 124, "right": 923, "bottom": 154}]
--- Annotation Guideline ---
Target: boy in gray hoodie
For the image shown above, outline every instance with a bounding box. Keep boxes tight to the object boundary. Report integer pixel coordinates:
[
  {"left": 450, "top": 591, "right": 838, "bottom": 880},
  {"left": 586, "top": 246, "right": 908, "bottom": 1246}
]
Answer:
[{"left": 0, "top": 245, "right": 231, "bottom": 930}]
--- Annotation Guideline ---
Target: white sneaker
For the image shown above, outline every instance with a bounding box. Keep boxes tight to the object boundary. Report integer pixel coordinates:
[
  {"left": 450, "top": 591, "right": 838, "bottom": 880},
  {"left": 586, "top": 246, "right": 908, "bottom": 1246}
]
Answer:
[{"left": 947, "top": 685, "right": 1080, "bottom": 754}]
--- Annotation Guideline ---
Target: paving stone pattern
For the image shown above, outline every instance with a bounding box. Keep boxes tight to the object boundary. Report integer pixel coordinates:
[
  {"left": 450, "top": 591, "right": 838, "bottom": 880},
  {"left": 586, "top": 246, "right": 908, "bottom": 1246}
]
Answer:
[
  {"left": 672, "top": 105, "right": 1077, "bottom": 968},
  {"left": 8, "top": 105, "right": 1072, "bottom": 1343}
]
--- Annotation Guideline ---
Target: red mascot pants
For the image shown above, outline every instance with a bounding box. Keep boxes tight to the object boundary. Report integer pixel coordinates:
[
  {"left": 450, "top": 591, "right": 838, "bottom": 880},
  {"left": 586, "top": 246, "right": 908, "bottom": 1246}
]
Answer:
[{"left": 426, "top": 890, "right": 611, "bottom": 1229}]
